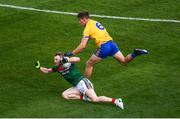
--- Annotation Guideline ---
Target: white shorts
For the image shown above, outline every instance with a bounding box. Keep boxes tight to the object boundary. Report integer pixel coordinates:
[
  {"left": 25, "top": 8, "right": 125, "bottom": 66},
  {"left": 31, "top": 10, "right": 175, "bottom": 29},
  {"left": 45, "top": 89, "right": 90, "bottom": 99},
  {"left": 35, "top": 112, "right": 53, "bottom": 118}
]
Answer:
[{"left": 76, "top": 78, "right": 94, "bottom": 95}]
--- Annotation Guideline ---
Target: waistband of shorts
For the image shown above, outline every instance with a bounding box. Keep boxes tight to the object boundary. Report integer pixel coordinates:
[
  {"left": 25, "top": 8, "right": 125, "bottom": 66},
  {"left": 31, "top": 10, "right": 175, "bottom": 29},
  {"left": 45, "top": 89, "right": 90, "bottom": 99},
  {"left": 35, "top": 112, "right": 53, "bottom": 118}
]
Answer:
[{"left": 101, "top": 40, "right": 113, "bottom": 46}]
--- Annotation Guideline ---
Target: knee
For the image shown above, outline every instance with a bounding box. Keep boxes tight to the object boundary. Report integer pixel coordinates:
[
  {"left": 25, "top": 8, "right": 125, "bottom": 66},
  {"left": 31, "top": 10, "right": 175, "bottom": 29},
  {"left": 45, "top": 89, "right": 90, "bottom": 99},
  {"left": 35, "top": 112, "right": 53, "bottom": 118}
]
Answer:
[
  {"left": 86, "top": 60, "right": 93, "bottom": 67},
  {"left": 120, "top": 59, "right": 126, "bottom": 65},
  {"left": 62, "top": 92, "right": 69, "bottom": 100},
  {"left": 117, "top": 57, "right": 126, "bottom": 65}
]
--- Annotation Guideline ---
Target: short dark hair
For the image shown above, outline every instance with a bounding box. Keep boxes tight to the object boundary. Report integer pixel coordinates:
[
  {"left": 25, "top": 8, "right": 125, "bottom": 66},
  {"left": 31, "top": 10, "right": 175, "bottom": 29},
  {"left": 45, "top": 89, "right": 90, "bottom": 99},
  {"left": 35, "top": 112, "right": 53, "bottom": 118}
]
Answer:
[
  {"left": 77, "top": 11, "right": 90, "bottom": 19},
  {"left": 54, "top": 52, "right": 64, "bottom": 57}
]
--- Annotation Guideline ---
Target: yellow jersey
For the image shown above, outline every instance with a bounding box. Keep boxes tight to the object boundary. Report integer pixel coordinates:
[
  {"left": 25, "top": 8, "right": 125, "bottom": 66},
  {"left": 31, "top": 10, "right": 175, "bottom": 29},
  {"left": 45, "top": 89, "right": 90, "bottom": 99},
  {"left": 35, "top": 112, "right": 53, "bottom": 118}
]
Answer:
[{"left": 83, "top": 19, "right": 112, "bottom": 47}]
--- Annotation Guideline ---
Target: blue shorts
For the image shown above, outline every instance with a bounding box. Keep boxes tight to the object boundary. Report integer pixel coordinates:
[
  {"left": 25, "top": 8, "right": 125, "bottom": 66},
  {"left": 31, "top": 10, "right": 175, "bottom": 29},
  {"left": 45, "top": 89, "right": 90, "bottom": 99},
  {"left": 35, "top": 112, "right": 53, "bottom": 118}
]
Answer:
[{"left": 95, "top": 40, "right": 120, "bottom": 59}]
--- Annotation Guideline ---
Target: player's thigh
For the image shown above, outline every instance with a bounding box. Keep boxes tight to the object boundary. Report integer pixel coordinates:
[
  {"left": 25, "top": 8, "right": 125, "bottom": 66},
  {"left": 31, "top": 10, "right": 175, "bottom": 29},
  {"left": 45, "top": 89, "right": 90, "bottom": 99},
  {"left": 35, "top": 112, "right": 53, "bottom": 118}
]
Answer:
[
  {"left": 87, "top": 54, "right": 102, "bottom": 66},
  {"left": 113, "top": 51, "right": 126, "bottom": 63},
  {"left": 85, "top": 88, "right": 98, "bottom": 102},
  {"left": 62, "top": 87, "right": 81, "bottom": 96}
]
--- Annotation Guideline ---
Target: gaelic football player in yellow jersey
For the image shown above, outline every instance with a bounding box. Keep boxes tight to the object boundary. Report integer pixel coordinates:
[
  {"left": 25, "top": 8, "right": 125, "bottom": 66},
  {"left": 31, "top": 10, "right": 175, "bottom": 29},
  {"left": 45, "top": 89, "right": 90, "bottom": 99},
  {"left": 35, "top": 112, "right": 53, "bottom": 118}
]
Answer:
[{"left": 65, "top": 12, "right": 148, "bottom": 78}]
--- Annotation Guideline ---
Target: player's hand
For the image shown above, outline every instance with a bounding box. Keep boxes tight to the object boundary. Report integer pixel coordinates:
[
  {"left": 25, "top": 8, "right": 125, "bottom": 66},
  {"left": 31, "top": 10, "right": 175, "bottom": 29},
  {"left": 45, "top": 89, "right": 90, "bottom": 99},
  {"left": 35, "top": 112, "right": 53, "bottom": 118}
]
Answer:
[
  {"left": 64, "top": 51, "right": 73, "bottom": 56},
  {"left": 60, "top": 57, "right": 68, "bottom": 65},
  {"left": 35, "top": 61, "right": 41, "bottom": 69}
]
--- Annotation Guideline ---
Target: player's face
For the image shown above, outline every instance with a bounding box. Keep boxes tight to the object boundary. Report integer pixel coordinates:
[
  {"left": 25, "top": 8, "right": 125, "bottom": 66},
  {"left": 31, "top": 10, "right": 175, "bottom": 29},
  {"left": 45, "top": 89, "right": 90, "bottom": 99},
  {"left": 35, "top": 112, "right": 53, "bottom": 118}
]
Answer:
[
  {"left": 54, "top": 55, "right": 62, "bottom": 66},
  {"left": 79, "top": 18, "right": 88, "bottom": 26}
]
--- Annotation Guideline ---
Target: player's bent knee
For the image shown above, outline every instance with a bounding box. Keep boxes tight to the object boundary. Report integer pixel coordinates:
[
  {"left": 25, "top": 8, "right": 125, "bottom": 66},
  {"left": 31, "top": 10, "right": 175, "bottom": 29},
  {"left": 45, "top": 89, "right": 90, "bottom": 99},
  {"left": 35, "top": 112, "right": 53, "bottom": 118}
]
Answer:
[
  {"left": 86, "top": 60, "right": 93, "bottom": 67},
  {"left": 62, "top": 92, "right": 69, "bottom": 100},
  {"left": 121, "top": 59, "right": 126, "bottom": 64},
  {"left": 116, "top": 57, "right": 126, "bottom": 65}
]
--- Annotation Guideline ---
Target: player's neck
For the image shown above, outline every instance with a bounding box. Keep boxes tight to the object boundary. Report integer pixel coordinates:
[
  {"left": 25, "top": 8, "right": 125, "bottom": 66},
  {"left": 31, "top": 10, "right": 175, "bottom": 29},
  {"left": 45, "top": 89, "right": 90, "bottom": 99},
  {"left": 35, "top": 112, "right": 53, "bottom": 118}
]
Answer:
[{"left": 84, "top": 19, "right": 90, "bottom": 26}]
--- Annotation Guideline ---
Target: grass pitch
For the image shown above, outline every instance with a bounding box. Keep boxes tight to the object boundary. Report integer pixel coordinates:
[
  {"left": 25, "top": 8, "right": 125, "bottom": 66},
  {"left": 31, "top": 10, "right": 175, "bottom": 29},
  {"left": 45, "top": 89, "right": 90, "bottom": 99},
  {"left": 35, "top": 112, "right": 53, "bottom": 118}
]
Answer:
[{"left": 0, "top": 0, "right": 180, "bottom": 117}]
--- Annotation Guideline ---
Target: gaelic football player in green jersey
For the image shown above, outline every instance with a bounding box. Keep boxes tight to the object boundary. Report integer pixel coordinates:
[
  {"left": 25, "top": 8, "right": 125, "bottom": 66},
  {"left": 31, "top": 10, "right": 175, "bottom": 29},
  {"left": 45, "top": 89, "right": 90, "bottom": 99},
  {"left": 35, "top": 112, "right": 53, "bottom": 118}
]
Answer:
[{"left": 35, "top": 52, "right": 124, "bottom": 109}]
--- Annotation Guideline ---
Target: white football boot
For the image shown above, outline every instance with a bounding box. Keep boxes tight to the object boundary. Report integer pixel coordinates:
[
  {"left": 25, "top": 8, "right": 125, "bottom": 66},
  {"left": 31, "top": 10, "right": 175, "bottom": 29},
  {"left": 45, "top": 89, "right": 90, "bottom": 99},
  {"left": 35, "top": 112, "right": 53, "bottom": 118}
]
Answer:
[{"left": 114, "top": 98, "right": 124, "bottom": 109}]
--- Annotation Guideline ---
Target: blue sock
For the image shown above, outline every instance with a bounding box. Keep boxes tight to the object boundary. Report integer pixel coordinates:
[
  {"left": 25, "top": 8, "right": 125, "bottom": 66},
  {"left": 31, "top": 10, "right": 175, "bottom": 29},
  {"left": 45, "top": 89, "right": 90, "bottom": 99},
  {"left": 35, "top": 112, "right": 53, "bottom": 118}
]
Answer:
[{"left": 131, "top": 53, "right": 138, "bottom": 58}]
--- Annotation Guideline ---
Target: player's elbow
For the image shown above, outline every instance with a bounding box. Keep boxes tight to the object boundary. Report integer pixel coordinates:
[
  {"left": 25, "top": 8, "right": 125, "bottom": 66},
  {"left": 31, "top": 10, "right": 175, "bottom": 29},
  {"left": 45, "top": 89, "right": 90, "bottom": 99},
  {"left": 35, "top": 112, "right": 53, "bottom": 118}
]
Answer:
[
  {"left": 76, "top": 57, "right": 80, "bottom": 62},
  {"left": 70, "top": 57, "right": 80, "bottom": 63}
]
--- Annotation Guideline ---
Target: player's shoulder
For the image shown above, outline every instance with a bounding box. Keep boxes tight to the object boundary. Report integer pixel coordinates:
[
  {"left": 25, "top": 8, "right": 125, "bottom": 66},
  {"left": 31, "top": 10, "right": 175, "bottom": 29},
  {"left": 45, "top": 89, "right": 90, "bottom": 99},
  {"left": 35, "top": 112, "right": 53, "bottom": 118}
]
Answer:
[{"left": 89, "top": 19, "right": 97, "bottom": 22}]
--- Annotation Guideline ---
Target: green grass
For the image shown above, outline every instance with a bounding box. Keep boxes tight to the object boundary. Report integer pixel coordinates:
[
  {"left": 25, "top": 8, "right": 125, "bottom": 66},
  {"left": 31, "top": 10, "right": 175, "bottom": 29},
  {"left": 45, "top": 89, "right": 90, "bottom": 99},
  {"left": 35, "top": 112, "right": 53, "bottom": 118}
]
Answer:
[{"left": 0, "top": 0, "right": 180, "bottom": 117}]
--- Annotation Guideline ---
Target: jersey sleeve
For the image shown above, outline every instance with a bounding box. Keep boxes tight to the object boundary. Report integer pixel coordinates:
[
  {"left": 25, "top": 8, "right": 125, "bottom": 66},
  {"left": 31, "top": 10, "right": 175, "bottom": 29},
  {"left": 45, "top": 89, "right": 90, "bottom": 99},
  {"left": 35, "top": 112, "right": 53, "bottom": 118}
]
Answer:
[
  {"left": 52, "top": 65, "right": 58, "bottom": 72},
  {"left": 83, "top": 25, "right": 90, "bottom": 38}
]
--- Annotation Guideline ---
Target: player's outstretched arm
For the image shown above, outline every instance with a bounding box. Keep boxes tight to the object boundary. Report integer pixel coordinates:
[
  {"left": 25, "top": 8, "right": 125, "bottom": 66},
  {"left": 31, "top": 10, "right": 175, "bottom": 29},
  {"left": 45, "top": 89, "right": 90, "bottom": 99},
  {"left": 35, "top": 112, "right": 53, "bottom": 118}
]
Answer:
[
  {"left": 35, "top": 61, "right": 53, "bottom": 74},
  {"left": 40, "top": 67, "right": 53, "bottom": 74},
  {"left": 72, "top": 37, "right": 89, "bottom": 55}
]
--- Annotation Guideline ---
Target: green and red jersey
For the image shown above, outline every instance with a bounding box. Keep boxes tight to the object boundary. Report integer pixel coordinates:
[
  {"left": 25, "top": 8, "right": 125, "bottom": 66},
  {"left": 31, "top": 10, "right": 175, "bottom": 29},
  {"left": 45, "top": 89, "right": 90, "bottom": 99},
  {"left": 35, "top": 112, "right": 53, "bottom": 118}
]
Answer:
[{"left": 52, "top": 63, "right": 83, "bottom": 86}]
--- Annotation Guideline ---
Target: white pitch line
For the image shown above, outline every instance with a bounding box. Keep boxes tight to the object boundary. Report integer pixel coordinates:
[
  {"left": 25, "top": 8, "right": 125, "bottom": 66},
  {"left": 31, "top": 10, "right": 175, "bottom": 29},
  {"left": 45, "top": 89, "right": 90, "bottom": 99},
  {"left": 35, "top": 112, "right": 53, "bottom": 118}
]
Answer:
[{"left": 0, "top": 3, "right": 180, "bottom": 23}]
